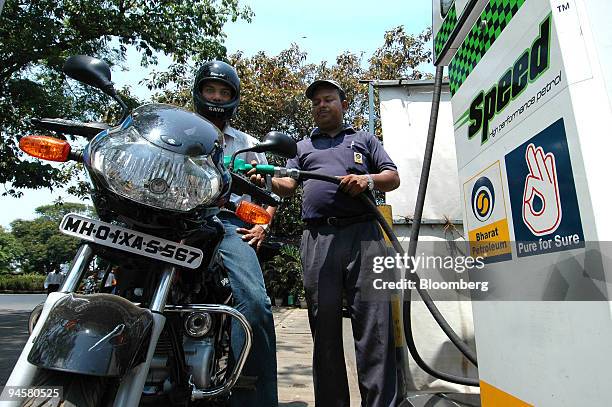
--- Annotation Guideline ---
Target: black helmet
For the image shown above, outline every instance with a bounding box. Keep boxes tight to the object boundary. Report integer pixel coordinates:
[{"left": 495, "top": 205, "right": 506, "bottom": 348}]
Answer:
[{"left": 193, "top": 60, "right": 240, "bottom": 122}]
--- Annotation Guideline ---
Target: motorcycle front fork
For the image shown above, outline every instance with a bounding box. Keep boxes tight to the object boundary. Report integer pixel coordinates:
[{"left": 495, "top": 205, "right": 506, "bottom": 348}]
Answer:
[{"left": 112, "top": 261, "right": 176, "bottom": 407}]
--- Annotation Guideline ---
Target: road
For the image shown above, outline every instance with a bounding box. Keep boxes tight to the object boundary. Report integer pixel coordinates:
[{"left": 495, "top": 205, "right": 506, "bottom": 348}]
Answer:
[
  {"left": 0, "top": 294, "right": 46, "bottom": 311},
  {"left": 0, "top": 294, "right": 45, "bottom": 385}
]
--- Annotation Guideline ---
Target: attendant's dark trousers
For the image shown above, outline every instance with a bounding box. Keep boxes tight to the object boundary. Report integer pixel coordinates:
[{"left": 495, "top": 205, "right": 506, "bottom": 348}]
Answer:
[{"left": 300, "top": 220, "right": 398, "bottom": 407}]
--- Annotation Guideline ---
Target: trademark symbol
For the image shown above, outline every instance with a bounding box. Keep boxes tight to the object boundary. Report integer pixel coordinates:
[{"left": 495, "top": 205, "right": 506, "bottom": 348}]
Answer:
[{"left": 557, "top": 2, "right": 570, "bottom": 12}]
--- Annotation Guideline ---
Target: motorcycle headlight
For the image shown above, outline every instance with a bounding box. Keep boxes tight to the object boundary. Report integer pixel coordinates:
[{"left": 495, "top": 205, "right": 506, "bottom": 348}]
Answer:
[{"left": 88, "top": 127, "right": 222, "bottom": 212}]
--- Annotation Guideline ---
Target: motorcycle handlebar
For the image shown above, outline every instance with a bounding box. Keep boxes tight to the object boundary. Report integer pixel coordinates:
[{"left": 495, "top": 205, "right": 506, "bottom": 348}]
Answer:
[
  {"left": 30, "top": 117, "right": 110, "bottom": 139},
  {"left": 229, "top": 173, "right": 280, "bottom": 207}
]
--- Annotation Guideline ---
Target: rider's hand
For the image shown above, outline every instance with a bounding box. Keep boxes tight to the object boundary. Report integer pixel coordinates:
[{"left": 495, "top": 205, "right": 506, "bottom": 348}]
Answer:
[
  {"left": 236, "top": 224, "right": 267, "bottom": 250},
  {"left": 247, "top": 160, "right": 266, "bottom": 187},
  {"left": 338, "top": 174, "right": 368, "bottom": 197}
]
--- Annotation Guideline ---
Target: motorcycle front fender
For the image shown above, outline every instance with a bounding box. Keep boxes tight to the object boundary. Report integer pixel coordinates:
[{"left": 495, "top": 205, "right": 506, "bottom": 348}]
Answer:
[{"left": 28, "top": 293, "right": 153, "bottom": 377}]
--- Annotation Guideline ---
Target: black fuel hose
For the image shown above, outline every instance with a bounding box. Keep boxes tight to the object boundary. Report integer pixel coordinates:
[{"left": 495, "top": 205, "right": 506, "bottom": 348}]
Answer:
[{"left": 405, "top": 64, "right": 480, "bottom": 371}]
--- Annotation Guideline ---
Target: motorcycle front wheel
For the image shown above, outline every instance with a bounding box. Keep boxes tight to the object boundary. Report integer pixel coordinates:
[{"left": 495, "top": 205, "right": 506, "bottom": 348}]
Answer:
[
  {"left": 28, "top": 302, "right": 44, "bottom": 335},
  {"left": 22, "top": 369, "right": 113, "bottom": 407}
]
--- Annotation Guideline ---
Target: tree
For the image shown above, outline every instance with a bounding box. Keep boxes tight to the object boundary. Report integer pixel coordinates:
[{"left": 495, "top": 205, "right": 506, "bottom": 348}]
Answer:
[
  {"left": 232, "top": 45, "right": 315, "bottom": 138},
  {"left": 367, "top": 26, "right": 432, "bottom": 80},
  {"left": 0, "top": 226, "right": 23, "bottom": 272},
  {"left": 34, "top": 201, "right": 94, "bottom": 223},
  {"left": 10, "top": 202, "right": 93, "bottom": 274},
  {"left": 1, "top": 0, "right": 252, "bottom": 195}
]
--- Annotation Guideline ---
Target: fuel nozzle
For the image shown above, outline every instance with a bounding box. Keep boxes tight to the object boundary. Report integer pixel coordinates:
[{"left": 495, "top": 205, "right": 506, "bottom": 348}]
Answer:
[{"left": 223, "top": 156, "right": 275, "bottom": 175}]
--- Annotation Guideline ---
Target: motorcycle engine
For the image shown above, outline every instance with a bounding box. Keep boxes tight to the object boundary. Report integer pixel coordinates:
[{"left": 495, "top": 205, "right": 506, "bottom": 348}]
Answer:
[{"left": 145, "top": 330, "right": 216, "bottom": 393}]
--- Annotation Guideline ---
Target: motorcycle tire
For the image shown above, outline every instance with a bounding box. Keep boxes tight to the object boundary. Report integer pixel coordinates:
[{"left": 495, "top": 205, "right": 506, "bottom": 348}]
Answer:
[
  {"left": 21, "top": 369, "right": 112, "bottom": 407},
  {"left": 28, "top": 302, "right": 44, "bottom": 335}
]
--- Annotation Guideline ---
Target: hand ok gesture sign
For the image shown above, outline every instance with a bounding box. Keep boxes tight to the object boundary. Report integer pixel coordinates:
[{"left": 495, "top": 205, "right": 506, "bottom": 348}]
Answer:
[{"left": 522, "top": 143, "right": 562, "bottom": 236}]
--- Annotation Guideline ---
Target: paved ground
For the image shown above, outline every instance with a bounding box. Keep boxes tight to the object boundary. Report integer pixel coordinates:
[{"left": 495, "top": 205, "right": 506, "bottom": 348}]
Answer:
[
  {"left": 273, "top": 307, "right": 361, "bottom": 406},
  {"left": 0, "top": 310, "right": 31, "bottom": 386}
]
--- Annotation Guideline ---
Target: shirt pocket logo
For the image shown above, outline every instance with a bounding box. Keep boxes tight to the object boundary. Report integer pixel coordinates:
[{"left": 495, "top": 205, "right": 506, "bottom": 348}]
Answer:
[{"left": 354, "top": 152, "right": 363, "bottom": 164}]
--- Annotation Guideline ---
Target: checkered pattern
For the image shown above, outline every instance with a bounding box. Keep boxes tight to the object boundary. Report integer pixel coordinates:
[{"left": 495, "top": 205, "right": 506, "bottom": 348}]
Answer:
[
  {"left": 434, "top": 4, "right": 458, "bottom": 59},
  {"left": 449, "top": 0, "right": 526, "bottom": 95}
]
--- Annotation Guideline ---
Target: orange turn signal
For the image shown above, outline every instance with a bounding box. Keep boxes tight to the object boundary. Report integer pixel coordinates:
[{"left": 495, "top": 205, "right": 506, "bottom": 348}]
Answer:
[
  {"left": 235, "top": 200, "right": 271, "bottom": 225},
  {"left": 19, "top": 135, "right": 71, "bottom": 162}
]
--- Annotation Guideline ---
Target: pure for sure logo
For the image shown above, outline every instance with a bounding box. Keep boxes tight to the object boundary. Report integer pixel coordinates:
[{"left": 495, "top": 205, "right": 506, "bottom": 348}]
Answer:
[
  {"left": 505, "top": 118, "right": 584, "bottom": 258},
  {"left": 467, "top": 14, "right": 551, "bottom": 144}
]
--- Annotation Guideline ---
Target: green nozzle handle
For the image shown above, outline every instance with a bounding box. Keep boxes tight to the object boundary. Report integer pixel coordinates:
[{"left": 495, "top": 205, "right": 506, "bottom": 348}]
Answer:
[{"left": 224, "top": 156, "right": 275, "bottom": 175}]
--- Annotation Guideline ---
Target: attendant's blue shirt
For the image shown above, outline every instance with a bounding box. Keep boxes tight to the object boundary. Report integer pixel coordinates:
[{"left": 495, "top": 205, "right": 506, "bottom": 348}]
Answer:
[{"left": 286, "top": 126, "right": 397, "bottom": 221}]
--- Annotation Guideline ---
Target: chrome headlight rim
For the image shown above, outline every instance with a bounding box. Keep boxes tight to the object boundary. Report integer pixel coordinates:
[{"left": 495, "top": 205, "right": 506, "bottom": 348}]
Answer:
[{"left": 87, "top": 127, "right": 222, "bottom": 212}]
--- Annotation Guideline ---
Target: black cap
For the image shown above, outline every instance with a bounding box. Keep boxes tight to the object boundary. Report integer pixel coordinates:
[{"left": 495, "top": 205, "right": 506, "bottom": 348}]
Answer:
[{"left": 305, "top": 79, "right": 346, "bottom": 100}]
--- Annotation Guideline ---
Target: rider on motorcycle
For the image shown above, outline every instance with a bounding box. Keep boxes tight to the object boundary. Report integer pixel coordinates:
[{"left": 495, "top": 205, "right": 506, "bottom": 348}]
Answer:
[{"left": 192, "top": 60, "right": 278, "bottom": 406}]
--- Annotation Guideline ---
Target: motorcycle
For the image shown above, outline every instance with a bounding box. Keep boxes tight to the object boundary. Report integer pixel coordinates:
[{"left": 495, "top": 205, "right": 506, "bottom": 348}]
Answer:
[{"left": 5, "top": 55, "right": 296, "bottom": 407}]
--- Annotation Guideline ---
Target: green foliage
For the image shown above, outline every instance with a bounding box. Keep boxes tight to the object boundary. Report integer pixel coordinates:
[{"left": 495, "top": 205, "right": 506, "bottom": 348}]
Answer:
[
  {"left": 368, "top": 26, "right": 433, "bottom": 80},
  {"left": 10, "top": 202, "right": 93, "bottom": 274},
  {"left": 34, "top": 201, "right": 94, "bottom": 223},
  {"left": 0, "top": 226, "right": 23, "bottom": 272},
  {"left": 232, "top": 45, "right": 315, "bottom": 138},
  {"left": 263, "top": 245, "right": 303, "bottom": 299},
  {"left": 1, "top": 0, "right": 252, "bottom": 195},
  {"left": 0, "top": 273, "right": 46, "bottom": 292},
  {"left": 271, "top": 188, "right": 304, "bottom": 239}
]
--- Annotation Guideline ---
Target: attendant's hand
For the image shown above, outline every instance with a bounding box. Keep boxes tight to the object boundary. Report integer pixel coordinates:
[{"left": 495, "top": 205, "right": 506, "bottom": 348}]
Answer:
[{"left": 338, "top": 174, "right": 369, "bottom": 196}]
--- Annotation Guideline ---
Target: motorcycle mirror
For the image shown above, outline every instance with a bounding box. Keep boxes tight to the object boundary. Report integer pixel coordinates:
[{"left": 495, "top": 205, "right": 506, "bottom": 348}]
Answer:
[
  {"left": 63, "top": 55, "right": 114, "bottom": 94},
  {"left": 63, "top": 55, "right": 130, "bottom": 124},
  {"left": 250, "top": 131, "right": 297, "bottom": 159}
]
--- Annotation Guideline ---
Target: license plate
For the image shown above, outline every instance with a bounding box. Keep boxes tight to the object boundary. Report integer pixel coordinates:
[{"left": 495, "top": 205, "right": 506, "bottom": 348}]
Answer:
[{"left": 59, "top": 213, "right": 203, "bottom": 269}]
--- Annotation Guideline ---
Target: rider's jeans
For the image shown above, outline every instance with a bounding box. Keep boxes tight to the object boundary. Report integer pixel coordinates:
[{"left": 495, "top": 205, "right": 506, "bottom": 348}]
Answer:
[{"left": 217, "top": 212, "right": 278, "bottom": 407}]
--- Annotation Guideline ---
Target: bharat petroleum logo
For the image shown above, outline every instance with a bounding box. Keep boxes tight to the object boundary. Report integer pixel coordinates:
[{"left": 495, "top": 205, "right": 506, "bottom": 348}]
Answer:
[{"left": 471, "top": 177, "right": 495, "bottom": 222}]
